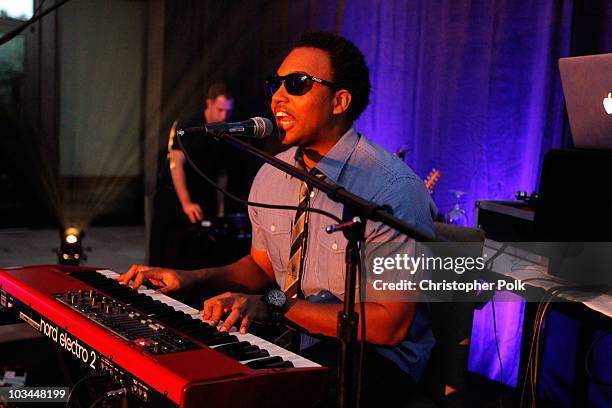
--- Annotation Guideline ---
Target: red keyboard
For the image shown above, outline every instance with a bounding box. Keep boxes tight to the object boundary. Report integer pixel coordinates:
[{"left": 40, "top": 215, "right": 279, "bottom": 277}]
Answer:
[{"left": 0, "top": 265, "right": 328, "bottom": 407}]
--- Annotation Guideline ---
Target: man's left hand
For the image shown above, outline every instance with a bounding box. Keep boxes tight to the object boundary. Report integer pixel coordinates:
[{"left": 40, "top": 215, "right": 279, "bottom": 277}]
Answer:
[{"left": 200, "top": 292, "right": 268, "bottom": 334}]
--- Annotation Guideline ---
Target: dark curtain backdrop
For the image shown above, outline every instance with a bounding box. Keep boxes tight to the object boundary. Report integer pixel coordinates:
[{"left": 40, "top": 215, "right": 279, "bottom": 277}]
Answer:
[{"left": 159, "top": 1, "right": 611, "bottom": 405}]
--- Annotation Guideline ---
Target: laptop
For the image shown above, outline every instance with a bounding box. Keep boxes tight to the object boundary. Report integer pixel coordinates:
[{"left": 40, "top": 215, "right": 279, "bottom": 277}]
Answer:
[{"left": 559, "top": 53, "right": 612, "bottom": 150}]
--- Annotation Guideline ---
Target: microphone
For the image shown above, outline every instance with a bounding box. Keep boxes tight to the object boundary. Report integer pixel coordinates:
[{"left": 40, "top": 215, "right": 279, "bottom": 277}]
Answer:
[{"left": 177, "top": 117, "right": 273, "bottom": 140}]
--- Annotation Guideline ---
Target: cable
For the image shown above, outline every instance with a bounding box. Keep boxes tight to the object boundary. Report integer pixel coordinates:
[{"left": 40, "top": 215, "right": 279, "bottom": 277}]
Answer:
[
  {"left": 483, "top": 244, "right": 611, "bottom": 406},
  {"left": 490, "top": 296, "right": 507, "bottom": 408},
  {"left": 490, "top": 298, "right": 504, "bottom": 386},
  {"left": 523, "top": 284, "right": 612, "bottom": 407},
  {"left": 518, "top": 284, "right": 602, "bottom": 408},
  {"left": 532, "top": 294, "right": 550, "bottom": 403},
  {"left": 584, "top": 328, "right": 612, "bottom": 387},
  {"left": 520, "top": 286, "right": 563, "bottom": 408},
  {"left": 483, "top": 244, "right": 508, "bottom": 387},
  {"left": 484, "top": 243, "right": 509, "bottom": 271},
  {"left": 87, "top": 387, "right": 127, "bottom": 408},
  {"left": 520, "top": 286, "right": 556, "bottom": 407},
  {"left": 175, "top": 130, "right": 342, "bottom": 223},
  {"left": 356, "top": 240, "right": 366, "bottom": 408},
  {"left": 66, "top": 372, "right": 109, "bottom": 408}
]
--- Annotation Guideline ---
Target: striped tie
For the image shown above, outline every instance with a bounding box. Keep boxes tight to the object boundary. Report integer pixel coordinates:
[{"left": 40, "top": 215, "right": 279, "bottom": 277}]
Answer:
[{"left": 284, "top": 170, "right": 323, "bottom": 298}]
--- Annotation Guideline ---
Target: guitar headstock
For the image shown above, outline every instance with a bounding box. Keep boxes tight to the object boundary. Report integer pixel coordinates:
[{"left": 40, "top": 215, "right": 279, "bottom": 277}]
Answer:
[{"left": 424, "top": 168, "right": 441, "bottom": 194}]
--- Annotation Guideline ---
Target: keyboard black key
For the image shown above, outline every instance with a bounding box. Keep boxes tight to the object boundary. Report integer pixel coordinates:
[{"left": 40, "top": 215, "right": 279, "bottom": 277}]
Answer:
[
  {"left": 225, "top": 346, "right": 270, "bottom": 361},
  {"left": 263, "top": 360, "right": 295, "bottom": 369},
  {"left": 214, "top": 341, "right": 251, "bottom": 353},
  {"left": 246, "top": 356, "right": 284, "bottom": 369},
  {"left": 151, "top": 310, "right": 182, "bottom": 321},
  {"left": 197, "top": 332, "right": 238, "bottom": 346}
]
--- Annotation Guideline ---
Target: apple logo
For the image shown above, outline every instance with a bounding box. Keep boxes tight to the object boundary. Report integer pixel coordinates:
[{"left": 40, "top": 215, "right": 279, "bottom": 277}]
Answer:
[{"left": 604, "top": 92, "right": 612, "bottom": 115}]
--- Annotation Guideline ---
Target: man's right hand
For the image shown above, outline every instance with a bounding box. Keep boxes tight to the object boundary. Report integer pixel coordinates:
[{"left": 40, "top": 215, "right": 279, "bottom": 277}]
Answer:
[
  {"left": 116, "top": 265, "right": 195, "bottom": 294},
  {"left": 182, "top": 202, "right": 204, "bottom": 223}
]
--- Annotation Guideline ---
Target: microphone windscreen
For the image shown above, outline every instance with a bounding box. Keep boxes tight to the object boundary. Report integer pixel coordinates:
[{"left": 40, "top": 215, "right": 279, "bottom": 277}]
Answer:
[{"left": 252, "top": 117, "right": 274, "bottom": 138}]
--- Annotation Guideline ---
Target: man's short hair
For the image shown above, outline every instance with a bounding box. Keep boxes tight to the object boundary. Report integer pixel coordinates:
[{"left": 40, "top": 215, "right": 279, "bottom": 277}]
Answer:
[
  {"left": 207, "top": 82, "right": 233, "bottom": 101},
  {"left": 294, "top": 32, "right": 370, "bottom": 123}
]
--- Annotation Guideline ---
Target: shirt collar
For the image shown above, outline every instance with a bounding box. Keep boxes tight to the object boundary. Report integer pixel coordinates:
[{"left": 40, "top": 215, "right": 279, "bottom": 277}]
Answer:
[{"left": 292, "top": 127, "right": 360, "bottom": 183}]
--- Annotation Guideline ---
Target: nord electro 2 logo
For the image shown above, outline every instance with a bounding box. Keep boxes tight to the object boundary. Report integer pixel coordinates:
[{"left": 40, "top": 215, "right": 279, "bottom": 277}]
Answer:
[{"left": 19, "top": 311, "right": 98, "bottom": 370}]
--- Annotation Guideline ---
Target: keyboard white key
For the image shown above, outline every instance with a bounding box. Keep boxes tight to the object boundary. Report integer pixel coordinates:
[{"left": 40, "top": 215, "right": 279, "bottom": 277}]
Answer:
[{"left": 97, "top": 269, "right": 319, "bottom": 368}]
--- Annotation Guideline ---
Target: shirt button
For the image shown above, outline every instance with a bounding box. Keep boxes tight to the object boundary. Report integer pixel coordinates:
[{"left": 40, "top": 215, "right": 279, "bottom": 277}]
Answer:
[
  {"left": 331, "top": 242, "right": 338, "bottom": 250},
  {"left": 309, "top": 191, "right": 315, "bottom": 198},
  {"left": 270, "top": 224, "right": 276, "bottom": 232}
]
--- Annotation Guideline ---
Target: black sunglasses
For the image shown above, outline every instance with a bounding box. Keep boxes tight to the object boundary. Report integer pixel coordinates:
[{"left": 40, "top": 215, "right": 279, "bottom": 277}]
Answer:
[{"left": 265, "top": 73, "right": 336, "bottom": 96}]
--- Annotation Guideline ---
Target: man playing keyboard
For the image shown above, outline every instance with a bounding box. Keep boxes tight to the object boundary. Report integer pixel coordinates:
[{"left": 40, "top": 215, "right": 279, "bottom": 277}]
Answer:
[{"left": 118, "top": 32, "right": 436, "bottom": 406}]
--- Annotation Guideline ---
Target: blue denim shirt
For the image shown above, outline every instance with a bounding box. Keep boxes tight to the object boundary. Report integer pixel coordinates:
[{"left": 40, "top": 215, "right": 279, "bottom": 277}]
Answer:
[{"left": 248, "top": 127, "right": 437, "bottom": 382}]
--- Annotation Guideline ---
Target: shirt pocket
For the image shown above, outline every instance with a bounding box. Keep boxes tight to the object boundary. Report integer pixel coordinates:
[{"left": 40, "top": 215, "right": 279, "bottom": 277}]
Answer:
[
  {"left": 256, "top": 208, "right": 293, "bottom": 276},
  {"left": 315, "top": 226, "right": 348, "bottom": 297}
]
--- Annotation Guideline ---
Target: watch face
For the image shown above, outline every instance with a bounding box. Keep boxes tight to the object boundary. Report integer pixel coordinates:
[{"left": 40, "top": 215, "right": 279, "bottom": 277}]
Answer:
[{"left": 266, "top": 289, "right": 286, "bottom": 308}]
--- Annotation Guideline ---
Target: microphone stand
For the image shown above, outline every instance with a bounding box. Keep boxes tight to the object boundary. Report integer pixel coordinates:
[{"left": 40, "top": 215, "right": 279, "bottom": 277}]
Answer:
[
  {"left": 333, "top": 214, "right": 364, "bottom": 408},
  {"left": 211, "top": 131, "right": 435, "bottom": 408}
]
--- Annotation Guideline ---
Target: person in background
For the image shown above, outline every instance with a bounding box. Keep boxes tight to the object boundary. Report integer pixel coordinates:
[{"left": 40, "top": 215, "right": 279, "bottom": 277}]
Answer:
[{"left": 149, "top": 83, "right": 234, "bottom": 268}]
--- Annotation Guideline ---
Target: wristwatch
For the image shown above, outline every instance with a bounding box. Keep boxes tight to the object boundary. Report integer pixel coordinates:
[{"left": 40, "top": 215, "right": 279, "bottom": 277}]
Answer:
[{"left": 262, "top": 288, "right": 288, "bottom": 324}]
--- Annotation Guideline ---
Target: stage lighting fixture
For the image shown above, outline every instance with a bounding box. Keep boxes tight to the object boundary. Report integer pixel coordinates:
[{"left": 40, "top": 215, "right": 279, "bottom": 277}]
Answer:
[{"left": 58, "top": 226, "right": 84, "bottom": 265}]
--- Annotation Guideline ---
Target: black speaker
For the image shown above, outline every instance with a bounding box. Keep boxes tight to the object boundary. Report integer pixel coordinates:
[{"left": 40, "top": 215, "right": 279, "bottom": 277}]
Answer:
[{"left": 535, "top": 148, "right": 612, "bottom": 241}]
